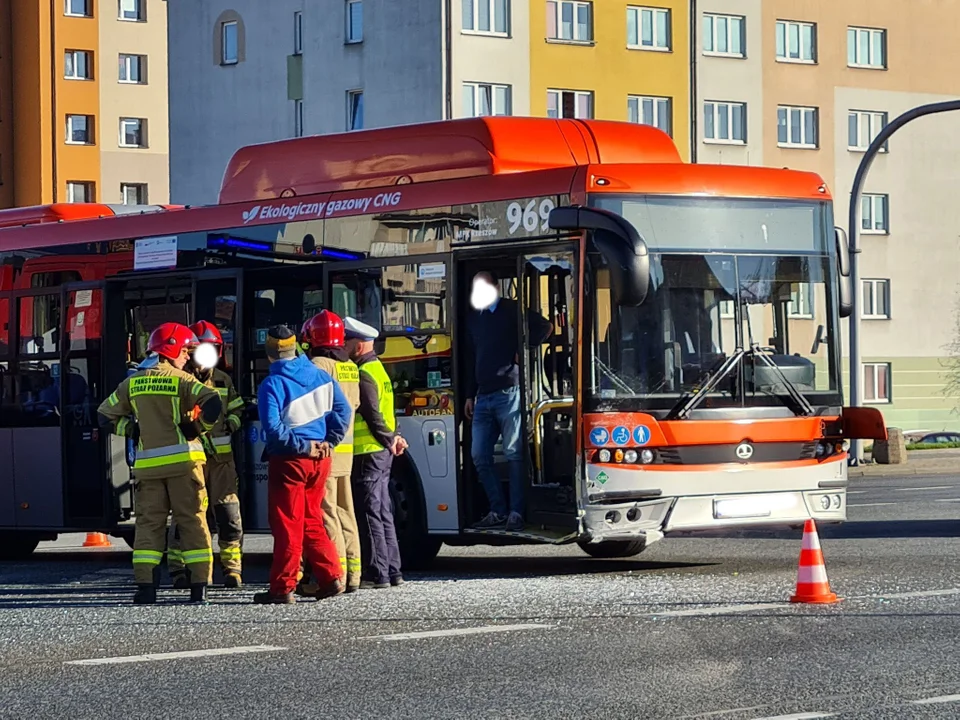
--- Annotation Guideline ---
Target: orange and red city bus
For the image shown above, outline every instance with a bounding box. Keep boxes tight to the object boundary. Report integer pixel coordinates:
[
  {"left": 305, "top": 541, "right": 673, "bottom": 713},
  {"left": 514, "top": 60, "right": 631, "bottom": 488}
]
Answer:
[{"left": 0, "top": 117, "right": 885, "bottom": 563}]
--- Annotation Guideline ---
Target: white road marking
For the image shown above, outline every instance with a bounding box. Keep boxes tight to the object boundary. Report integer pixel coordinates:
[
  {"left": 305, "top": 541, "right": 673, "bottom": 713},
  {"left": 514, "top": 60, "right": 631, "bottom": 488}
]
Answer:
[
  {"left": 750, "top": 713, "right": 835, "bottom": 720},
  {"left": 64, "top": 645, "right": 286, "bottom": 666},
  {"left": 652, "top": 602, "right": 792, "bottom": 618},
  {"left": 361, "top": 624, "right": 552, "bottom": 641},
  {"left": 848, "top": 502, "right": 895, "bottom": 507},
  {"left": 894, "top": 485, "right": 953, "bottom": 492},
  {"left": 935, "top": 498, "right": 960, "bottom": 503},
  {"left": 912, "top": 694, "right": 960, "bottom": 705}
]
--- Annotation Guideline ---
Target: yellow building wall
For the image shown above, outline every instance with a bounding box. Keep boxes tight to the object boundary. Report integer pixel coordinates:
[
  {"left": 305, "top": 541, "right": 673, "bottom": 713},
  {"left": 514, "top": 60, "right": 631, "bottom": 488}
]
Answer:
[
  {"left": 56, "top": 10, "right": 100, "bottom": 202},
  {"left": 0, "top": 1, "right": 14, "bottom": 208},
  {"left": 529, "top": 0, "right": 690, "bottom": 161},
  {"left": 11, "top": 1, "right": 52, "bottom": 206}
]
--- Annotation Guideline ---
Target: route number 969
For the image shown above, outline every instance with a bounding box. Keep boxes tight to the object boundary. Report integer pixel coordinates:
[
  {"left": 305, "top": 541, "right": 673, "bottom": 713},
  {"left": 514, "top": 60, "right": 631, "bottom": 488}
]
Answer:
[{"left": 506, "top": 198, "right": 557, "bottom": 235}]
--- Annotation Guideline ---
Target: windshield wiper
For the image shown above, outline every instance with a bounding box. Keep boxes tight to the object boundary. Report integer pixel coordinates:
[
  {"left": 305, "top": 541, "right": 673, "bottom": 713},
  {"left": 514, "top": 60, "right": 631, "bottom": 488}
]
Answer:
[
  {"left": 595, "top": 358, "right": 636, "bottom": 395},
  {"left": 666, "top": 348, "right": 745, "bottom": 420},
  {"left": 747, "top": 344, "right": 814, "bottom": 417}
]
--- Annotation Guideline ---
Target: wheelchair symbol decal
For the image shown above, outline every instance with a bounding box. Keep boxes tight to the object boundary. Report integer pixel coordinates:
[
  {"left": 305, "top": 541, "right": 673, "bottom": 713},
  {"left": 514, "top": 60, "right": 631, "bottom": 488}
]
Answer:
[{"left": 612, "top": 426, "right": 630, "bottom": 446}]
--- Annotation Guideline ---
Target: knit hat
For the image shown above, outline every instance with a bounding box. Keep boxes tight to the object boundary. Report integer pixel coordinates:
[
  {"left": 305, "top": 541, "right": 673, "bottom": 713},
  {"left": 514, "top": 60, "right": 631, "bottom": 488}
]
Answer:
[{"left": 266, "top": 325, "right": 297, "bottom": 360}]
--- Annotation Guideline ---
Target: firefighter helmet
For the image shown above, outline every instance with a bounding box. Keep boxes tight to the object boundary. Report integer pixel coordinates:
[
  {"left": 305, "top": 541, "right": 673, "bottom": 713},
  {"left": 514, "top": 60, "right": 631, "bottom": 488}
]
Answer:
[
  {"left": 301, "top": 310, "right": 345, "bottom": 348},
  {"left": 147, "top": 323, "right": 199, "bottom": 360},
  {"left": 190, "top": 320, "right": 224, "bottom": 350}
]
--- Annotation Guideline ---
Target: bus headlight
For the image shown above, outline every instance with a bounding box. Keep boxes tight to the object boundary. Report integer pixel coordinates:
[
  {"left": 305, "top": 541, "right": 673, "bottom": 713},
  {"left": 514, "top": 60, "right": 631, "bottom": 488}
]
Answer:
[
  {"left": 820, "top": 495, "right": 831, "bottom": 510},
  {"left": 640, "top": 449, "right": 655, "bottom": 464},
  {"left": 832, "top": 494, "right": 842, "bottom": 509},
  {"left": 624, "top": 450, "right": 638, "bottom": 463},
  {"left": 599, "top": 449, "right": 611, "bottom": 463}
]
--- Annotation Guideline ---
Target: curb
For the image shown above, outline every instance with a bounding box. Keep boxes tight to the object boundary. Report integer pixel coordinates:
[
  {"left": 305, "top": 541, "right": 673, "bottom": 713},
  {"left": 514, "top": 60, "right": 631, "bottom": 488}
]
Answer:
[{"left": 848, "top": 465, "right": 959, "bottom": 478}]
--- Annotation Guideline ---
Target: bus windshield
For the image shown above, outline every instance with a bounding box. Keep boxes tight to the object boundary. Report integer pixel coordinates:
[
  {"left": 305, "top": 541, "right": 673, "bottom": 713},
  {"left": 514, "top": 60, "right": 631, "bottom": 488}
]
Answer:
[{"left": 588, "top": 196, "right": 842, "bottom": 411}]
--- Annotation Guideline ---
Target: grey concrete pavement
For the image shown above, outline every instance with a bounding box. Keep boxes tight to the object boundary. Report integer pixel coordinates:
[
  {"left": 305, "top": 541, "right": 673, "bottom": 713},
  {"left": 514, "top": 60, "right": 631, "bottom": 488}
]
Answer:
[
  {"left": 2, "top": 473, "right": 960, "bottom": 719},
  {"left": 849, "top": 448, "right": 960, "bottom": 478}
]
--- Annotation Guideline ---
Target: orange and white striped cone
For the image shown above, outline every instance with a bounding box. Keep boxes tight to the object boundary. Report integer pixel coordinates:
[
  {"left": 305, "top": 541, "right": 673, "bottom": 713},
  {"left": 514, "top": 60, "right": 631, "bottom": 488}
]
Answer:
[
  {"left": 82, "top": 532, "right": 112, "bottom": 548},
  {"left": 789, "top": 519, "right": 838, "bottom": 604}
]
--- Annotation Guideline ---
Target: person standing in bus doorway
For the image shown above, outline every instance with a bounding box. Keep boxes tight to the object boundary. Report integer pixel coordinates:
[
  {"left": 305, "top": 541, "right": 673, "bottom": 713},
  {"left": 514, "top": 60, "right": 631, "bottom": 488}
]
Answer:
[
  {"left": 254, "top": 325, "right": 352, "bottom": 604},
  {"left": 98, "top": 323, "right": 221, "bottom": 605},
  {"left": 343, "top": 317, "right": 408, "bottom": 590},
  {"left": 298, "top": 310, "right": 363, "bottom": 595},
  {"left": 167, "top": 322, "right": 246, "bottom": 589},
  {"left": 464, "top": 271, "right": 552, "bottom": 532}
]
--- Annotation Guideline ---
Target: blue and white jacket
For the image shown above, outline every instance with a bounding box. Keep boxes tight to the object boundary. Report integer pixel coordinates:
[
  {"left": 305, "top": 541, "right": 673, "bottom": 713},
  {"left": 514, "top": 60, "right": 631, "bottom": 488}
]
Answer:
[{"left": 257, "top": 353, "right": 351, "bottom": 457}]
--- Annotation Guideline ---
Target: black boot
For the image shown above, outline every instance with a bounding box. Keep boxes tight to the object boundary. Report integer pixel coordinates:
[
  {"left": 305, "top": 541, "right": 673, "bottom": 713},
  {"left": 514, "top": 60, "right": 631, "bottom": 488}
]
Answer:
[
  {"left": 170, "top": 571, "right": 190, "bottom": 590},
  {"left": 133, "top": 584, "right": 157, "bottom": 605},
  {"left": 189, "top": 584, "right": 208, "bottom": 604}
]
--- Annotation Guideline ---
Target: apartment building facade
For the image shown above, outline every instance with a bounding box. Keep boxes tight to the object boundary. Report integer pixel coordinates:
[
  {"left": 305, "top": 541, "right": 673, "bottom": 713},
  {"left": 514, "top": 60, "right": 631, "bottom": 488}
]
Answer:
[
  {"left": 168, "top": 0, "right": 960, "bottom": 430},
  {"left": 0, "top": 0, "right": 169, "bottom": 208}
]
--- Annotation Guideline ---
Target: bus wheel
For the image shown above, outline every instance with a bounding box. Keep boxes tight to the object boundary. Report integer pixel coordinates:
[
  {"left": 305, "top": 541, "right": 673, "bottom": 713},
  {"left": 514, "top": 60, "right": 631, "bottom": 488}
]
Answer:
[
  {"left": 0, "top": 532, "right": 42, "bottom": 560},
  {"left": 577, "top": 539, "right": 647, "bottom": 559},
  {"left": 389, "top": 459, "right": 442, "bottom": 571}
]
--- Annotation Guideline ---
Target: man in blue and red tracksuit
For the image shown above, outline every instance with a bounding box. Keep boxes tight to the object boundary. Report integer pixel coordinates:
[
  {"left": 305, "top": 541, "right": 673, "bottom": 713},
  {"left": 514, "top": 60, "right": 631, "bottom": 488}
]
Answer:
[{"left": 254, "top": 325, "right": 352, "bottom": 604}]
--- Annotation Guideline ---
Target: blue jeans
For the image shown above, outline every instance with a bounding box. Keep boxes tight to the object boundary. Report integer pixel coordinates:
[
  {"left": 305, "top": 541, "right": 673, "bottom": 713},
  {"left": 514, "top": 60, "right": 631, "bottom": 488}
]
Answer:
[{"left": 471, "top": 386, "right": 525, "bottom": 517}]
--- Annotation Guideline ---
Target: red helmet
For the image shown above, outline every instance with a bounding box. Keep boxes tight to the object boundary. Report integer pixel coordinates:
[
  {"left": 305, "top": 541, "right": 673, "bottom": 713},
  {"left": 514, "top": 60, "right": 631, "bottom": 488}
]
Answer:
[
  {"left": 147, "top": 323, "right": 199, "bottom": 360},
  {"left": 301, "top": 310, "right": 345, "bottom": 348},
  {"left": 190, "top": 320, "right": 224, "bottom": 350}
]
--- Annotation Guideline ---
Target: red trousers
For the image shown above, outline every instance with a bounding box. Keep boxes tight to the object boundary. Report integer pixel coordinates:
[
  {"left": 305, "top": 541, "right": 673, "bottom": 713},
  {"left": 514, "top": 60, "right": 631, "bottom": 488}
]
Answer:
[{"left": 267, "top": 455, "right": 341, "bottom": 596}]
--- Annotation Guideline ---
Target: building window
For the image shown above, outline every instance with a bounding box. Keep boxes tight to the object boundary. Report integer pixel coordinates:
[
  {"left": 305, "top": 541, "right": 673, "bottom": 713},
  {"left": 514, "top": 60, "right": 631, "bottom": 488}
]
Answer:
[
  {"left": 848, "top": 26, "right": 886, "bottom": 69},
  {"left": 788, "top": 284, "right": 814, "bottom": 318},
  {"left": 65, "top": 0, "right": 91, "bottom": 17},
  {"left": 119, "top": 118, "right": 146, "bottom": 148},
  {"left": 862, "top": 279, "right": 890, "bottom": 320},
  {"left": 221, "top": 21, "right": 239, "bottom": 64},
  {"left": 719, "top": 300, "right": 734, "bottom": 318},
  {"left": 346, "top": 0, "right": 363, "bottom": 43},
  {"left": 118, "top": 0, "right": 144, "bottom": 21},
  {"left": 547, "top": 89, "right": 593, "bottom": 119},
  {"left": 547, "top": 1, "right": 592, "bottom": 43},
  {"left": 65, "top": 50, "right": 92, "bottom": 80},
  {"left": 118, "top": 54, "right": 145, "bottom": 83},
  {"left": 861, "top": 194, "right": 889, "bottom": 234},
  {"left": 347, "top": 90, "right": 364, "bottom": 130},
  {"left": 294, "top": 99, "right": 304, "bottom": 137},
  {"left": 121, "top": 183, "right": 147, "bottom": 205},
  {"left": 462, "top": 0, "right": 509, "bottom": 35},
  {"left": 627, "top": 6, "right": 671, "bottom": 51},
  {"left": 703, "top": 101, "right": 745, "bottom": 144},
  {"left": 66, "top": 181, "right": 94, "bottom": 203},
  {"left": 702, "top": 13, "right": 744, "bottom": 57},
  {"left": 863, "top": 362, "right": 891, "bottom": 403},
  {"left": 628, "top": 95, "right": 671, "bottom": 135},
  {"left": 463, "top": 82, "right": 512, "bottom": 117},
  {"left": 777, "top": 105, "right": 818, "bottom": 149},
  {"left": 65, "top": 115, "right": 94, "bottom": 144},
  {"left": 776, "top": 20, "right": 816, "bottom": 63},
  {"left": 294, "top": 11, "right": 303, "bottom": 54},
  {"left": 848, "top": 110, "right": 888, "bottom": 152}
]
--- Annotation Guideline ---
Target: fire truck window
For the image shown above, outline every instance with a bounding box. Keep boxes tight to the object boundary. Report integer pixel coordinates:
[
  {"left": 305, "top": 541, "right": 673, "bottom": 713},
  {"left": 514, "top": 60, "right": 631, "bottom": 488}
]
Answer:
[{"left": 19, "top": 294, "right": 61, "bottom": 356}]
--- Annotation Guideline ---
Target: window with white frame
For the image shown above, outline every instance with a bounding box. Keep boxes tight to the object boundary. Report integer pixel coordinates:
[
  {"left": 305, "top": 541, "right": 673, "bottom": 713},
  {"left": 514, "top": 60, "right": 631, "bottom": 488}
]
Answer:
[
  {"left": 347, "top": 90, "right": 364, "bottom": 130},
  {"left": 463, "top": 83, "right": 512, "bottom": 117},
  {"left": 65, "top": 115, "right": 93, "bottom": 144},
  {"left": 65, "top": 50, "right": 92, "bottom": 80},
  {"left": 628, "top": 95, "right": 671, "bottom": 135},
  {"left": 547, "top": 89, "right": 593, "bottom": 119},
  {"left": 862, "top": 362, "right": 891, "bottom": 403},
  {"left": 776, "top": 20, "right": 816, "bottom": 63},
  {"left": 66, "top": 181, "right": 94, "bottom": 203},
  {"left": 65, "top": 0, "right": 91, "bottom": 17},
  {"left": 861, "top": 193, "right": 889, "bottom": 234},
  {"left": 346, "top": 0, "right": 363, "bottom": 43},
  {"left": 294, "top": 99, "right": 304, "bottom": 137},
  {"left": 118, "top": 54, "right": 145, "bottom": 83},
  {"left": 119, "top": 0, "right": 144, "bottom": 21},
  {"left": 787, "top": 284, "right": 814, "bottom": 318},
  {"left": 848, "top": 110, "right": 888, "bottom": 152},
  {"left": 221, "top": 21, "right": 238, "bottom": 64},
  {"left": 848, "top": 26, "right": 886, "bottom": 68},
  {"left": 121, "top": 183, "right": 147, "bottom": 205},
  {"left": 777, "top": 105, "right": 818, "bottom": 148},
  {"left": 294, "top": 11, "right": 303, "bottom": 54},
  {"left": 719, "top": 300, "right": 734, "bottom": 318},
  {"left": 119, "top": 118, "right": 146, "bottom": 148},
  {"left": 862, "top": 278, "right": 890, "bottom": 319},
  {"left": 462, "top": 0, "right": 509, "bottom": 34},
  {"left": 627, "top": 6, "right": 671, "bottom": 50},
  {"left": 703, "top": 101, "right": 745, "bottom": 143},
  {"left": 702, "top": 13, "right": 744, "bottom": 57},
  {"left": 547, "top": 1, "right": 592, "bottom": 42}
]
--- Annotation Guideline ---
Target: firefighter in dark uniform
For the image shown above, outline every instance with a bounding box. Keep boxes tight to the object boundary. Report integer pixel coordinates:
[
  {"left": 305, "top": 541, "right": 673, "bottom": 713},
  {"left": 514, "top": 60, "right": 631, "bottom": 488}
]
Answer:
[{"left": 343, "top": 317, "right": 407, "bottom": 589}]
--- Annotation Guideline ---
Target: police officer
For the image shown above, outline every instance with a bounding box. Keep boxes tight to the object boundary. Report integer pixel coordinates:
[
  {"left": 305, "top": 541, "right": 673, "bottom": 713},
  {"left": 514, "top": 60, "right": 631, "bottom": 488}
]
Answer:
[
  {"left": 299, "top": 310, "right": 362, "bottom": 594},
  {"left": 343, "top": 317, "right": 407, "bottom": 590},
  {"left": 98, "top": 323, "right": 222, "bottom": 604},
  {"left": 168, "top": 321, "right": 246, "bottom": 589}
]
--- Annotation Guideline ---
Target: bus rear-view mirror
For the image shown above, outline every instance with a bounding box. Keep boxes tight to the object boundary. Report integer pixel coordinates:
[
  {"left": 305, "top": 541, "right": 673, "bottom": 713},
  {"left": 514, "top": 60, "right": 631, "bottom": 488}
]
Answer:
[
  {"left": 548, "top": 206, "right": 649, "bottom": 306},
  {"left": 834, "top": 227, "right": 852, "bottom": 318}
]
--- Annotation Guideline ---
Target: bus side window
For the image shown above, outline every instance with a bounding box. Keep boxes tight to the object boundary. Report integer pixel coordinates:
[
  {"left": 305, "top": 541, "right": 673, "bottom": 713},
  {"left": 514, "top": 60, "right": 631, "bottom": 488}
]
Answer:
[{"left": 330, "top": 270, "right": 382, "bottom": 331}]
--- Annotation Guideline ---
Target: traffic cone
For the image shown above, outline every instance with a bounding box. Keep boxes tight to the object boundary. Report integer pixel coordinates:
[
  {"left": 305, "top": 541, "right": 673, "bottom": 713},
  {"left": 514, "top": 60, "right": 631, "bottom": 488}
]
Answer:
[
  {"left": 789, "top": 519, "right": 838, "bottom": 604},
  {"left": 82, "top": 532, "right": 112, "bottom": 548}
]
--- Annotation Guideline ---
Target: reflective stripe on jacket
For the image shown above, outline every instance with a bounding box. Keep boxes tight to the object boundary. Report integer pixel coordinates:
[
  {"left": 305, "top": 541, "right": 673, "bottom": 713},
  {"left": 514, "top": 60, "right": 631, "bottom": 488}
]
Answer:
[
  {"left": 199, "top": 367, "right": 244, "bottom": 465},
  {"left": 312, "top": 356, "right": 361, "bottom": 475},
  {"left": 354, "top": 358, "right": 396, "bottom": 455}
]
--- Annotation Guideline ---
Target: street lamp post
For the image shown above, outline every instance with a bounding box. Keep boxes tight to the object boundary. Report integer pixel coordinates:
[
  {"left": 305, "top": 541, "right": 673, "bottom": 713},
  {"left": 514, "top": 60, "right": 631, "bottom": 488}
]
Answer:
[{"left": 847, "top": 100, "right": 960, "bottom": 465}]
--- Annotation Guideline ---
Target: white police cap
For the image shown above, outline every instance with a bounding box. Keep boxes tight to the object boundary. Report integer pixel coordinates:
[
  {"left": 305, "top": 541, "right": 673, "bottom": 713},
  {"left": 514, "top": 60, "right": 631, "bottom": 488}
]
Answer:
[{"left": 343, "top": 316, "right": 380, "bottom": 341}]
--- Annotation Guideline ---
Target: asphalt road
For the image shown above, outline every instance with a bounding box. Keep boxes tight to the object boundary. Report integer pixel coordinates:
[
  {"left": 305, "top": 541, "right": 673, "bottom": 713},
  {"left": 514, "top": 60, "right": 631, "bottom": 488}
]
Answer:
[{"left": 2, "top": 473, "right": 960, "bottom": 719}]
